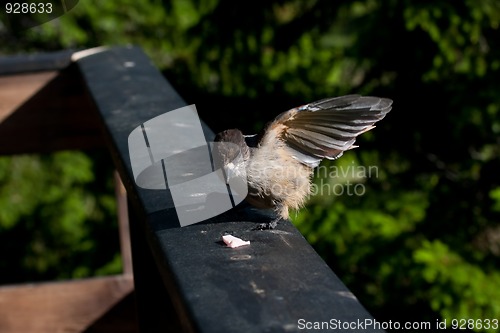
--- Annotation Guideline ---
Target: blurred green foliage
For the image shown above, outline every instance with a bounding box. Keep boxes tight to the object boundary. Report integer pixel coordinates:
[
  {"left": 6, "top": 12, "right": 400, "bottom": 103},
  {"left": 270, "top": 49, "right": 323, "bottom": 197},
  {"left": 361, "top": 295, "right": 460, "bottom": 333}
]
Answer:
[
  {"left": 1, "top": 0, "right": 500, "bottom": 331},
  {"left": 0, "top": 151, "right": 121, "bottom": 283}
]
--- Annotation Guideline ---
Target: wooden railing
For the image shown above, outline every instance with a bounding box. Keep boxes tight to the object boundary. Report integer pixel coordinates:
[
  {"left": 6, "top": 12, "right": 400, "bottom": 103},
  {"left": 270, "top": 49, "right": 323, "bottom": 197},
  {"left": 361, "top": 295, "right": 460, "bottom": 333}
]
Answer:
[{"left": 0, "top": 46, "right": 385, "bottom": 333}]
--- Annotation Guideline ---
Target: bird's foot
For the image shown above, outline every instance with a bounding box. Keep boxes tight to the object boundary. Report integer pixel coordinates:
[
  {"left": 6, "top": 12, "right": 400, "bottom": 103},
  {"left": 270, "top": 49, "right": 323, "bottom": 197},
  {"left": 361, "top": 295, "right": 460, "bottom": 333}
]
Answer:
[{"left": 253, "top": 218, "right": 281, "bottom": 230}]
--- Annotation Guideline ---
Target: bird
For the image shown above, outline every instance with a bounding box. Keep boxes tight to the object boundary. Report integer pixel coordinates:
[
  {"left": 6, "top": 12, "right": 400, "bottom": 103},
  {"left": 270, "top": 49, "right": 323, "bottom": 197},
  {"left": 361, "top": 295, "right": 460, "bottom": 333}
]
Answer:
[{"left": 213, "top": 95, "right": 392, "bottom": 229}]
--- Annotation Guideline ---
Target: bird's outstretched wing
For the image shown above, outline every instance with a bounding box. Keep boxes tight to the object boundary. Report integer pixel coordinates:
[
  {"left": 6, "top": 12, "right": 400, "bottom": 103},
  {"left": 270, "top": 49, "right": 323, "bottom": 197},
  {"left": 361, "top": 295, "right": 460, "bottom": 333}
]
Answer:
[{"left": 267, "top": 95, "right": 392, "bottom": 167}]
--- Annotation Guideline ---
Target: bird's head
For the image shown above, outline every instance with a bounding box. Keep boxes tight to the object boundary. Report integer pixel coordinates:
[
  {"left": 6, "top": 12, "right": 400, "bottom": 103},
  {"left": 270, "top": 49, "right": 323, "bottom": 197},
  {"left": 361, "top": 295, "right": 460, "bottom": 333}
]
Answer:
[{"left": 214, "top": 129, "right": 250, "bottom": 184}]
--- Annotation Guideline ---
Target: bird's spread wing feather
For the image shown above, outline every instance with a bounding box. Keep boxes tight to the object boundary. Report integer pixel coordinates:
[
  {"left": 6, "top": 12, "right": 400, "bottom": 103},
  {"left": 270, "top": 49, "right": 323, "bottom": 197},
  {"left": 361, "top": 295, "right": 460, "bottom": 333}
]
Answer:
[{"left": 269, "top": 95, "right": 392, "bottom": 167}]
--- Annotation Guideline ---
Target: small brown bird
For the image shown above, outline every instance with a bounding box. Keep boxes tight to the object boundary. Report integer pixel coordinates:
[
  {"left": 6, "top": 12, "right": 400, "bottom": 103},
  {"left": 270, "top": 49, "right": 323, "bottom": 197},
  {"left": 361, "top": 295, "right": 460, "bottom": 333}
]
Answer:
[{"left": 214, "top": 95, "right": 392, "bottom": 229}]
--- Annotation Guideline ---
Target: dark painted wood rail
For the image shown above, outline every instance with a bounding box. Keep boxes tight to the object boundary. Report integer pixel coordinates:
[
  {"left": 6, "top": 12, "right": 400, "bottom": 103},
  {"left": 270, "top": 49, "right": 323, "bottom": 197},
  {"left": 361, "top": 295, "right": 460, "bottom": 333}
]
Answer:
[{"left": 0, "top": 46, "right": 385, "bottom": 333}]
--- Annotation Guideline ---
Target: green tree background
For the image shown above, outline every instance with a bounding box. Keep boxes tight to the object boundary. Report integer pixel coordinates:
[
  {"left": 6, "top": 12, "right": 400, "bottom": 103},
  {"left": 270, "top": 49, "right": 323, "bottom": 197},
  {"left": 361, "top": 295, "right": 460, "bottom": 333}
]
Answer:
[{"left": 1, "top": 0, "right": 500, "bottom": 331}]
